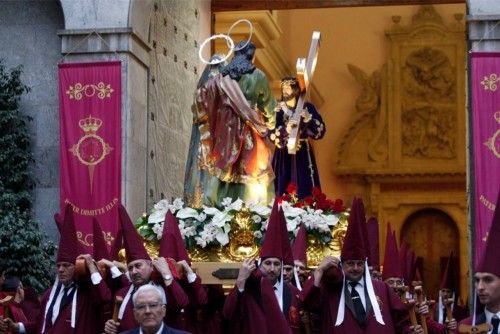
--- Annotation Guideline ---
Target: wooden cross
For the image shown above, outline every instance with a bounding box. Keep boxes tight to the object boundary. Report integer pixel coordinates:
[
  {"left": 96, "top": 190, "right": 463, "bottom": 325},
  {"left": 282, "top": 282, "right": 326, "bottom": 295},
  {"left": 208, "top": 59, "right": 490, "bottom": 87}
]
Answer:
[
  {"left": 286, "top": 31, "right": 321, "bottom": 154},
  {"left": 413, "top": 285, "right": 429, "bottom": 334},
  {"left": 399, "top": 286, "right": 418, "bottom": 326}
]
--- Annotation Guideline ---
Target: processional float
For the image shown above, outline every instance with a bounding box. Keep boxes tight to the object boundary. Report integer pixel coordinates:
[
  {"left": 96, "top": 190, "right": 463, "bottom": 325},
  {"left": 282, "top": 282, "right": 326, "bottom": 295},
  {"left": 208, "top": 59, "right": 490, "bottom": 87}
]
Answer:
[{"left": 133, "top": 20, "right": 350, "bottom": 286}]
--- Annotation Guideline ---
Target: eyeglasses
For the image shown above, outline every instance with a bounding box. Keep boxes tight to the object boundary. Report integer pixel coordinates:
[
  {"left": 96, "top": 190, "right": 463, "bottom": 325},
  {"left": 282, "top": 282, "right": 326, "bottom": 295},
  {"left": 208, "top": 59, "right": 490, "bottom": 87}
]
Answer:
[{"left": 134, "top": 302, "right": 163, "bottom": 311}]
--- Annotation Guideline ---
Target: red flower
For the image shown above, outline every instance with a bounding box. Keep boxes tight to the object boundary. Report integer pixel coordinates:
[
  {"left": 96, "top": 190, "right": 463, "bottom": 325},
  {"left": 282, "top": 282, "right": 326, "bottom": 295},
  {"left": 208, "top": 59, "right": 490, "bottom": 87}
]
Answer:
[
  {"left": 317, "top": 192, "right": 327, "bottom": 202},
  {"left": 303, "top": 195, "right": 314, "bottom": 207},
  {"left": 293, "top": 201, "right": 304, "bottom": 208},
  {"left": 333, "top": 199, "right": 344, "bottom": 212},
  {"left": 316, "top": 200, "right": 329, "bottom": 211},
  {"left": 311, "top": 186, "right": 322, "bottom": 197},
  {"left": 281, "top": 194, "right": 291, "bottom": 203},
  {"left": 286, "top": 182, "right": 297, "bottom": 195}
]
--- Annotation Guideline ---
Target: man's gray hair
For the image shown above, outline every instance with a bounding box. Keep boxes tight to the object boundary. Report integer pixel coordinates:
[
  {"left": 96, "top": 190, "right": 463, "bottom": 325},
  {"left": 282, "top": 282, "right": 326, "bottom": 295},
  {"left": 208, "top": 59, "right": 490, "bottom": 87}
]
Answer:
[{"left": 132, "top": 284, "right": 167, "bottom": 306}]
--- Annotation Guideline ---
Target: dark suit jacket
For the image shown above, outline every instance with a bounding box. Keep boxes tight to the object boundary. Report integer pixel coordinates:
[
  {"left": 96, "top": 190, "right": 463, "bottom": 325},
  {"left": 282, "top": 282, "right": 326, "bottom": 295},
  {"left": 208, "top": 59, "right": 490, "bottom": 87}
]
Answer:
[{"left": 119, "top": 324, "right": 191, "bottom": 334}]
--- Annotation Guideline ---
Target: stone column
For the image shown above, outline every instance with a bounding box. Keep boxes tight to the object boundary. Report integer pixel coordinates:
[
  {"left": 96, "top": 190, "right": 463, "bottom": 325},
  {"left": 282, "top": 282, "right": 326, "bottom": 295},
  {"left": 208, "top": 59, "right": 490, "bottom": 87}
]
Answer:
[
  {"left": 58, "top": 0, "right": 153, "bottom": 220},
  {"left": 466, "top": 0, "right": 500, "bottom": 303},
  {"left": 468, "top": 0, "right": 500, "bottom": 52}
]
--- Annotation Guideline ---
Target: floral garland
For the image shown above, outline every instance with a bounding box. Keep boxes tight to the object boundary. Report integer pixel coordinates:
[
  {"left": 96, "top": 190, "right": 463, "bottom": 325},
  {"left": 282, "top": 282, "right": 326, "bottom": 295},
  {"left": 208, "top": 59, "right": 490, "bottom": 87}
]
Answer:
[{"left": 135, "top": 183, "right": 346, "bottom": 250}]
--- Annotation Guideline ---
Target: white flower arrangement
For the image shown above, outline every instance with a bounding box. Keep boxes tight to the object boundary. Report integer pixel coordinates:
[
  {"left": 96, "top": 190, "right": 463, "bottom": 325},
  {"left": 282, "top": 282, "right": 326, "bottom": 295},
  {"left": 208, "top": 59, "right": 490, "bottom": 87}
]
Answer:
[{"left": 135, "top": 197, "right": 345, "bottom": 249}]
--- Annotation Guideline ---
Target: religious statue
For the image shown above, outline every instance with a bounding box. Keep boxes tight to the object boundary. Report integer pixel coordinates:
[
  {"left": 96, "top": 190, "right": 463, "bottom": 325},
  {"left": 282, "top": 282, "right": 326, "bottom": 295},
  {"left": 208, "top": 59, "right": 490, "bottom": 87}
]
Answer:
[
  {"left": 183, "top": 55, "right": 227, "bottom": 207},
  {"left": 195, "top": 40, "right": 277, "bottom": 205},
  {"left": 270, "top": 76, "right": 325, "bottom": 199}
]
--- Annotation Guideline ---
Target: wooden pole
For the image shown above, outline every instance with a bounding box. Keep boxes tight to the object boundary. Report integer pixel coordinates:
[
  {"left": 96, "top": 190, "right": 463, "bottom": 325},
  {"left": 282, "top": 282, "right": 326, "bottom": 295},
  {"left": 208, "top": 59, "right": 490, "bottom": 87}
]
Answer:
[
  {"left": 414, "top": 285, "right": 429, "bottom": 334},
  {"left": 112, "top": 296, "right": 124, "bottom": 322}
]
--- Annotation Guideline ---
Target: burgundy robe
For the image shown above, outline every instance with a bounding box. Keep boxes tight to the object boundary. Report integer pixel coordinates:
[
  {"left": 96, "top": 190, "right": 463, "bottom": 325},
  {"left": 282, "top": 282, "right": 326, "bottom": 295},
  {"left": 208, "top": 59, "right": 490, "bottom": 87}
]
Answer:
[
  {"left": 0, "top": 298, "right": 36, "bottom": 334},
  {"left": 223, "top": 271, "right": 292, "bottom": 334},
  {"left": 20, "top": 287, "right": 41, "bottom": 322},
  {"left": 163, "top": 276, "right": 207, "bottom": 332},
  {"left": 301, "top": 270, "right": 412, "bottom": 334},
  {"left": 284, "top": 282, "right": 302, "bottom": 334},
  {"left": 426, "top": 318, "right": 447, "bottom": 334},
  {"left": 36, "top": 279, "right": 111, "bottom": 334}
]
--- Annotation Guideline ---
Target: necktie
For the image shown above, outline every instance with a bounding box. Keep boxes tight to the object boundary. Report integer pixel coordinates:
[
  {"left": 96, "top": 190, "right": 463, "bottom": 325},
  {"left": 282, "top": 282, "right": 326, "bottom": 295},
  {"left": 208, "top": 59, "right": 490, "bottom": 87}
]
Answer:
[
  {"left": 442, "top": 307, "right": 447, "bottom": 323},
  {"left": 349, "top": 281, "right": 366, "bottom": 327},
  {"left": 60, "top": 284, "right": 75, "bottom": 311},
  {"left": 45, "top": 283, "right": 62, "bottom": 326},
  {"left": 492, "top": 316, "right": 499, "bottom": 334}
]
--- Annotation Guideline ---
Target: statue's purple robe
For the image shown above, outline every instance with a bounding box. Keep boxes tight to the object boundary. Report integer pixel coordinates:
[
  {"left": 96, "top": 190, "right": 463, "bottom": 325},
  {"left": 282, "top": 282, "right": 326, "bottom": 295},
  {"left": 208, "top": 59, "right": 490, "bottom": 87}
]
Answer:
[
  {"left": 300, "top": 269, "right": 412, "bottom": 334},
  {"left": 272, "top": 102, "right": 325, "bottom": 199}
]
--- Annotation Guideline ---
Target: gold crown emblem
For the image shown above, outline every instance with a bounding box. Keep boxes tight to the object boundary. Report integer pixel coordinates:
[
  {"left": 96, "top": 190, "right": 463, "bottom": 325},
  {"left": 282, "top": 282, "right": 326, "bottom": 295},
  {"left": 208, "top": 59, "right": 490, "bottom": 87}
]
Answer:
[{"left": 79, "top": 115, "right": 103, "bottom": 133}]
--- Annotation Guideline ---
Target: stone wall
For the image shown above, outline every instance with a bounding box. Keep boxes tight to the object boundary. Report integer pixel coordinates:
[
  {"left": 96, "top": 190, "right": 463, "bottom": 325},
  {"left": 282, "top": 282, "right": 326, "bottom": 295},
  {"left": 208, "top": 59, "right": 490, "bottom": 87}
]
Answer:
[
  {"left": 0, "top": 0, "right": 211, "bottom": 242},
  {"left": 0, "top": 0, "right": 64, "bottom": 241},
  {"left": 146, "top": 0, "right": 205, "bottom": 208}
]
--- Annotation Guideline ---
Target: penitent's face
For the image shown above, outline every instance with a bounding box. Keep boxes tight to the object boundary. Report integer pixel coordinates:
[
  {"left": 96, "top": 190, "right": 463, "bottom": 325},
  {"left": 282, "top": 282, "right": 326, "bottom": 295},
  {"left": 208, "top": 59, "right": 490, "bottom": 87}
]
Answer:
[
  {"left": 128, "top": 259, "right": 153, "bottom": 286},
  {"left": 385, "top": 277, "right": 403, "bottom": 292},
  {"left": 342, "top": 259, "right": 365, "bottom": 282},
  {"left": 260, "top": 257, "right": 282, "bottom": 285},
  {"left": 283, "top": 264, "right": 294, "bottom": 283},
  {"left": 475, "top": 272, "right": 500, "bottom": 310},
  {"left": 57, "top": 262, "right": 75, "bottom": 286}
]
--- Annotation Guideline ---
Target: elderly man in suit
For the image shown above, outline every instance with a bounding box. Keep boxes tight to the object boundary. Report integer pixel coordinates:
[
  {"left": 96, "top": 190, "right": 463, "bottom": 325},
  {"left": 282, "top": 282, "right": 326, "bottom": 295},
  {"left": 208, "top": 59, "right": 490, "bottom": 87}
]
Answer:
[{"left": 120, "top": 284, "right": 189, "bottom": 334}]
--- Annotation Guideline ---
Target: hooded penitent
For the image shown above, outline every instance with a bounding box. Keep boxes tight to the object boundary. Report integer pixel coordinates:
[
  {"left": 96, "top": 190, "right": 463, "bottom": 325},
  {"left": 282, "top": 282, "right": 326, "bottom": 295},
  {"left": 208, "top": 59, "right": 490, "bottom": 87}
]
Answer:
[
  {"left": 118, "top": 204, "right": 150, "bottom": 262},
  {"left": 92, "top": 218, "right": 110, "bottom": 261},
  {"left": 382, "top": 225, "right": 402, "bottom": 281},
  {"left": 336, "top": 197, "right": 384, "bottom": 326},
  {"left": 260, "top": 200, "right": 294, "bottom": 265},
  {"left": 160, "top": 210, "right": 191, "bottom": 264},
  {"left": 292, "top": 224, "right": 307, "bottom": 267},
  {"left": 476, "top": 191, "right": 500, "bottom": 277},
  {"left": 56, "top": 203, "right": 80, "bottom": 264},
  {"left": 259, "top": 199, "right": 294, "bottom": 311}
]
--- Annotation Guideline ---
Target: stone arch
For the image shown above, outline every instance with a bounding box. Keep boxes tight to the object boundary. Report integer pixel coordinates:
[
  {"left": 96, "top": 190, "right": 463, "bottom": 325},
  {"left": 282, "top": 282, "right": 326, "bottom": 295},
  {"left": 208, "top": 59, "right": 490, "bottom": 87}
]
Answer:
[{"left": 400, "top": 208, "right": 460, "bottom": 299}]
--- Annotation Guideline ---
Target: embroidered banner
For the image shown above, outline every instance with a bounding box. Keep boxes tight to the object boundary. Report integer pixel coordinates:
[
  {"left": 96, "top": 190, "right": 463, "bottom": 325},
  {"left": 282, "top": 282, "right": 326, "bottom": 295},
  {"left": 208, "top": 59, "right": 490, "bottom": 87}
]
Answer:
[
  {"left": 470, "top": 53, "right": 500, "bottom": 265},
  {"left": 59, "top": 61, "right": 121, "bottom": 253}
]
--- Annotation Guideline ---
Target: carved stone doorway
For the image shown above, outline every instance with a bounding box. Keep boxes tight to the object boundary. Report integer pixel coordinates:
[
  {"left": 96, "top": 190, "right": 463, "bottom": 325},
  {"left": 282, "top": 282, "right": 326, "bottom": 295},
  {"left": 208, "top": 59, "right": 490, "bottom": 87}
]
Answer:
[{"left": 400, "top": 208, "right": 459, "bottom": 299}]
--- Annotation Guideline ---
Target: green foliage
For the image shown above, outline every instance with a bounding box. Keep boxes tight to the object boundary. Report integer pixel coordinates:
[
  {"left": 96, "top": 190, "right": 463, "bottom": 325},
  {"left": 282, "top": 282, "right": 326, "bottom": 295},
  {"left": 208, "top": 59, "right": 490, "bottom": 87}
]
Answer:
[
  {"left": 0, "top": 209, "right": 56, "bottom": 291},
  {"left": 0, "top": 59, "right": 55, "bottom": 292}
]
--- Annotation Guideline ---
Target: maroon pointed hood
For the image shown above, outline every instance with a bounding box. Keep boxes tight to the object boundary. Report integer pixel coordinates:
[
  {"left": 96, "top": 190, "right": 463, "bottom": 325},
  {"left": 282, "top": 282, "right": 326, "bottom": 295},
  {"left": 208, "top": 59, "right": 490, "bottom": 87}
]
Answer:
[
  {"left": 92, "top": 218, "right": 110, "bottom": 261},
  {"left": 56, "top": 204, "right": 80, "bottom": 263},
  {"left": 406, "top": 250, "right": 417, "bottom": 283},
  {"left": 440, "top": 252, "right": 458, "bottom": 291},
  {"left": 109, "top": 228, "right": 123, "bottom": 261},
  {"left": 160, "top": 210, "right": 191, "bottom": 264},
  {"left": 382, "top": 225, "right": 402, "bottom": 280},
  {"left": 398, "top": 240, "right": 410, "bottom": 283},
  {"left": 367, "top": 217, "right": 380, "bottom": 272},
  {"left": 118, "top": 204, "right": 150, "bottom": 262},
  {"left": 476, "top": 191, "right": 500, "bottom": 276},
  {"left": 260, "top": 199, "right": 294, "bottom": 265},
  {"left": 292, "top": 224, "right": 307, "bottom": 267},
  {"left": 341, "top": 197, "right": 368, "bottom": 261}
]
